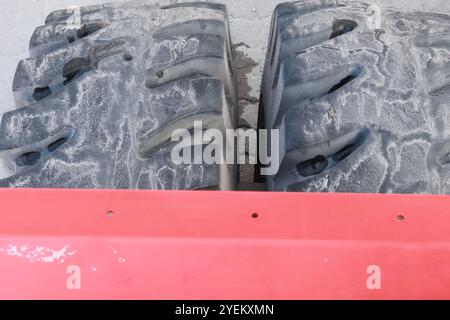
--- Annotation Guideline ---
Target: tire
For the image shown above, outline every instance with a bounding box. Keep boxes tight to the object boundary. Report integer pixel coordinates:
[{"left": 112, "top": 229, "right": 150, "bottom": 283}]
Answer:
[
  {"left": 0, "top": 1, "right": 238, "bottom": 190},
  {"left": 262, "top": 0, "right": 450, "bottom": 194}
]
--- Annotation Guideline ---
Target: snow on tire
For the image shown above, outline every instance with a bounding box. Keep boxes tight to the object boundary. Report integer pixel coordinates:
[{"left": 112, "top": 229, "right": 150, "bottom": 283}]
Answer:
[
  {"left": 0, "top": 1, "right": 238, "bottom": 190},
  {"left": 261, "top": 0, "right": 450, "bottom": 193}
]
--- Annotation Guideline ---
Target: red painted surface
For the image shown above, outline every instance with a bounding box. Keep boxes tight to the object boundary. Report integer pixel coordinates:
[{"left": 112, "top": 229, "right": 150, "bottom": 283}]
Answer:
[{"left": 0, "top": 188, "right": 449, "bottom": 299}]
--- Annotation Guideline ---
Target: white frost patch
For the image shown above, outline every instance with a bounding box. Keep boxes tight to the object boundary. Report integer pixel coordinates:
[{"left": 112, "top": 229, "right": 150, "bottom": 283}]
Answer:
[{"left": 0, "top": 244, "right": 76, "bottom": 264}]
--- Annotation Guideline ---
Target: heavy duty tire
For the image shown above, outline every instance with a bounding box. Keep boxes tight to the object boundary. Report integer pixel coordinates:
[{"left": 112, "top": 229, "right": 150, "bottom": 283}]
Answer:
[
  {"left": 0, "top": 1, "right": 237, "bottom": 190},
  {"left": 262, "top": 0, "right": 450, "bottom": 193}
]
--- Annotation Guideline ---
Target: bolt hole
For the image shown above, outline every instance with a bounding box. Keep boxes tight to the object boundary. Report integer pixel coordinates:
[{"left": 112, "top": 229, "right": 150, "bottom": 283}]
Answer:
[
  {"left": 297, "top": 155, "right": 328, "bottom": 177},
  {"left": 252, "top": 213, "right": 259, "bottom": 219},
  {"left": 397, "top": 214, "right": 405, "bottom": 222},
  {"left": 124, "top": 53, "right": 133, "bottom": 61},
  {"left": 48, "top": 136, "right": 70, "bottom": 152},
  {"left": 77, "top": 22, "right": 104, "bottom": 39},
  {"left": 16, "top": 151, "right": 41, "bottom": 167},
  {"left": 33, "top": 86, "right": 52, "bottom": 101},
  {"left": 63, "top": 57, "right": 91, "bottom": 85},
  {"left": 106, "top": 211, "right": 114, "bottom": 217}
]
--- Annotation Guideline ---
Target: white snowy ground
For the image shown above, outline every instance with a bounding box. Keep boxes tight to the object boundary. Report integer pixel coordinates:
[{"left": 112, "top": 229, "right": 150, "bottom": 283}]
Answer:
[{"left": 0, "top": 0, "right": 449, "bottom": 126}]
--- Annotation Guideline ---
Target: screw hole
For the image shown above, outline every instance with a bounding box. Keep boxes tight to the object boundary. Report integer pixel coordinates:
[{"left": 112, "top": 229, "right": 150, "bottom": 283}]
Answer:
[
  {"left": 16, "top": 151, "right": 41, "bottom": 167},
  {"left": 106, "top": 211, "right": 114, "bottom": 217},
  {"left": 33, "top": 86, "right": 52, "bottom": 101},
  {"left": 48, "top": 136, "right": 70, "bottom": 152},
  {"left": 252, "top": 213, "right": 259, "bottom": 219},
  {"left": 397, "top": 214, "right": 405, "bottom": 222},
  {"left": 124, "top": 53, "right": 133, "bottom": 61}
]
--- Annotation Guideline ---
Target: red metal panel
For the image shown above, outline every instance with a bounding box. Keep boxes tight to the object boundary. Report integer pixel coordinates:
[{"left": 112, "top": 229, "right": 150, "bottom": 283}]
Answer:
[{"left": 0, "top": 189, "right": 449, "bottom": 299}]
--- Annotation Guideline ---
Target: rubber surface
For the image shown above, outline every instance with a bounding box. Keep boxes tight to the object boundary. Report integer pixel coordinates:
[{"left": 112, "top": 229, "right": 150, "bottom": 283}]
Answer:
[
  {"left": 261, "top": 0, "right": 450, "bottom": 193},
  {"left": 0, "top": 1, "right": 238, "bottom": 190}
]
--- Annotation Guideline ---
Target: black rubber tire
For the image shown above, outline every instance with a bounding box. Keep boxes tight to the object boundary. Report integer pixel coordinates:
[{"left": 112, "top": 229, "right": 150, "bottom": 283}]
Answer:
[
  {"left": 261, "top": 0, "right": 450, "bottom": 194},
  {"left": 0, "top": 1, "right": 238, "bottom": 190}
]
